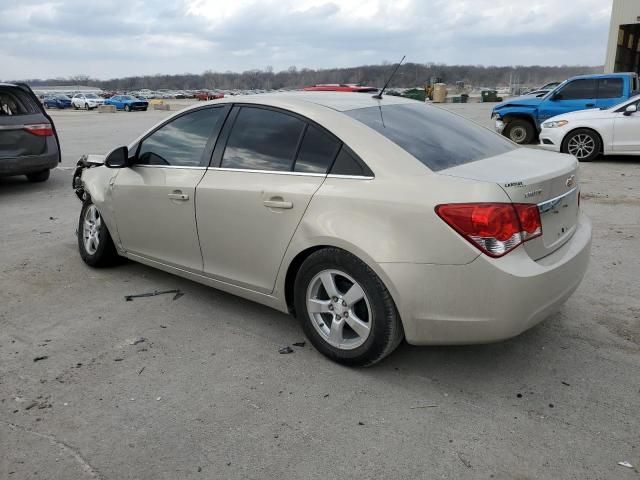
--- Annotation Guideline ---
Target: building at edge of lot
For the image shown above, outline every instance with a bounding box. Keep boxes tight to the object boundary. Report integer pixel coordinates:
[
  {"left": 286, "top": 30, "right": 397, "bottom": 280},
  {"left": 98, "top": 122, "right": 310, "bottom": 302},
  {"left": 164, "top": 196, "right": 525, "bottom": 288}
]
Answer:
[{"left": 605, "top": 0, "right": 640, "bottom": 74}]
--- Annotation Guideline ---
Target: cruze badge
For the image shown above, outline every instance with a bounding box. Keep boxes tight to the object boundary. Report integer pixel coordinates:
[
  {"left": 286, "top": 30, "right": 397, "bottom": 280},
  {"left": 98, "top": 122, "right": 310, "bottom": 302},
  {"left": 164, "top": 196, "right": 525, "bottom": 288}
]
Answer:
[
  {"left": 566, "top": 175, "right": 576, "bottom": 188},
  {"left": 524, "top": 189, "right": 543, "bottom": 199}
]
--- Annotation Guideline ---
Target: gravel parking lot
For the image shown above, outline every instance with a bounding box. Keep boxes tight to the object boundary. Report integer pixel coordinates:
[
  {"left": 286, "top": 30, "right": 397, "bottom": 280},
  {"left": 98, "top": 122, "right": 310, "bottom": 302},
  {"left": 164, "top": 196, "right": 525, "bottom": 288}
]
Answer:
[{"left": 1, "top": 101, "right": 638, "bottom": 480}]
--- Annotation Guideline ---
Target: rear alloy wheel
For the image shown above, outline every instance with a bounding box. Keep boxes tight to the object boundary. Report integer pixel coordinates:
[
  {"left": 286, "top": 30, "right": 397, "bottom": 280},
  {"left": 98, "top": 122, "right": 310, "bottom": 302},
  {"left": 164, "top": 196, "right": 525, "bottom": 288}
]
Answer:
[
  {"left": 504, "top": 119, "right": 535, "bottom": 144},
  {"left": 562, "top": 129, "right": 601, "bottom": 162},
  {"left": 26, "top": 169, "right": 50, "bottom": 182},
  {"left": 77, "top": 201, "right": 119, "bottom": 267},
  {"left": 124, "top": 105, "right": 131, "bottom": 112},
  {"left": 85, "top": 103, "right": 90, "bottom": 110},
  {"left": 294, "top": 248, "right": 403, "bottom": 366}
]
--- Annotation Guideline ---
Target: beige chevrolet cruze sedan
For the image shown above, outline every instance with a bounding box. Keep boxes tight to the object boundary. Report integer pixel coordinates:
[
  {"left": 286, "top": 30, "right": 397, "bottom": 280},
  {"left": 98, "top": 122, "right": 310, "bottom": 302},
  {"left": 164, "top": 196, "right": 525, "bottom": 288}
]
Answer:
[{"left": 73, "top": 92, "right": 592, "bottom": 366}]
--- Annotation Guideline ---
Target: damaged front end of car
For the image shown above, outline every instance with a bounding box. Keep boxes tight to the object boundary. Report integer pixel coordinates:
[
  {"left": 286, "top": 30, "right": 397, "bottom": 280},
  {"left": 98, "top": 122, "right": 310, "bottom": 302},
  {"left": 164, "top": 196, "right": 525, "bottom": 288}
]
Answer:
[{"left": 72, "top": 154, "right": 106, "bottom": 201}]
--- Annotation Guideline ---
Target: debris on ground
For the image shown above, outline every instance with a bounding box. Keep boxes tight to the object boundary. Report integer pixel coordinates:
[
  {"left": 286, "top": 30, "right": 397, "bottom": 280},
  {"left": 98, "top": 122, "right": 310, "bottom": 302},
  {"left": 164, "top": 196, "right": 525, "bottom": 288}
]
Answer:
[
  {"left": 278, "top": 346, "right": 294, "bottom": 354},
  {"left": 49, "top": 216, "right": 58, "bottom": 220},
  {"left": 124, "top": 289, "right": 183, "bottom": 301},
  {"left": 24, "top": 401, "right": 38, "bottom": 410},
  {"left": 292, "top": 341, "right": 306, "bottom": 347},
  {"left": 358, "top": 421, "right": 365, "bottom": 425},
  {"left": 138, "top": 367, "right": 145, "bottom": 375},
  {"left": 114, "top": 358, "right": 124, "bottom": 362},
  {"left": 410, "top": 405, "right": 438, "bottom": 409},
  {"left": 129, "top": 337, "right": 146, "bottom": 346},
  {"left": 618, "top": 461, "right": 634, "bottom": 469},
  {"left": 457, "top": 453, "right": 472, "bottom": 469},
  {"left": 561, "top": 381, "right": 570, "bottom": 386},
  {"left": 33, "top": 356, "right": 48, "bottom": 362}
]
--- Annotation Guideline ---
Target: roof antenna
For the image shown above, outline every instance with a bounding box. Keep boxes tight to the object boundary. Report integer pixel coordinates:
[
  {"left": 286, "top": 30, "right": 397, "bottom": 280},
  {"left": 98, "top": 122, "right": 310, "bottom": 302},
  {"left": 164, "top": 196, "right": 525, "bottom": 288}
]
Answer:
[{"left": 373, "top": 55, "right": 406, "bottom": 99}]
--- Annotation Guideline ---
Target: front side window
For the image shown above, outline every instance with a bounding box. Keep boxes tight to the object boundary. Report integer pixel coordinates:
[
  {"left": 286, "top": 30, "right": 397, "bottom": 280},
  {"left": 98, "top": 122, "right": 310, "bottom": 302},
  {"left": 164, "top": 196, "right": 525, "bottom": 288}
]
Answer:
[
  {"left": 345, "top": 103, "right": 515, "bottom": 172},
  {"left": 556, "top": 79, "right": 597, "bottom": 100},
  {"left": 221, "top": 107, "right": 305, "bottom": 171},
  {"left": 137, "top": 108, "right": 225, "bottom": 167},
  {"left": 598, "top": 78, "right": 623, "bottom": 99}
]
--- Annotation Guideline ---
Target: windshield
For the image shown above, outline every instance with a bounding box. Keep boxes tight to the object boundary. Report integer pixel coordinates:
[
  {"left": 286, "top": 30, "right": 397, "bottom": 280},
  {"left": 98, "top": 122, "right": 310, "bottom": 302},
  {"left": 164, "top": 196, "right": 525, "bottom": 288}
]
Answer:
[
  {"left": 344, "top": 103, "right": 517, "bottom": 172},
  {"left": 121, "top": 95, "right": 136, "bottom": 100},
  {"left": 85, "top": 93, "right": 99, "bottom": 99},
  {"left": 606, "top": 94, "right": 640, "bottom": 111}
]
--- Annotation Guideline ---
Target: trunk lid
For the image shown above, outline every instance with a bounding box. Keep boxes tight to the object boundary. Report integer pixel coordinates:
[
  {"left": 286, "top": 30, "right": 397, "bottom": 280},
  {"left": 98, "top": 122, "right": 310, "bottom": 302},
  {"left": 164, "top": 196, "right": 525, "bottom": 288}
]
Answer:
[{"left": 439, "top": 148, "right": 579, "bottom": 260}]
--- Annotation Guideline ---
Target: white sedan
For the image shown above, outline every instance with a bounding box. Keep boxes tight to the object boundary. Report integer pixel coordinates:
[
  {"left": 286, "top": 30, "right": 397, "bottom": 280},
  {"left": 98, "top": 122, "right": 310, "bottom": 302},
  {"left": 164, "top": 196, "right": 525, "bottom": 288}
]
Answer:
[
  {"left": 539, "top": 95, "right": 640, "bottom": 161},
  {"left": 71, "top": 93, "right": 105, "bottom": 110},
  {"left": 72, "top": 92, "right": 591, "bottom": 366}
]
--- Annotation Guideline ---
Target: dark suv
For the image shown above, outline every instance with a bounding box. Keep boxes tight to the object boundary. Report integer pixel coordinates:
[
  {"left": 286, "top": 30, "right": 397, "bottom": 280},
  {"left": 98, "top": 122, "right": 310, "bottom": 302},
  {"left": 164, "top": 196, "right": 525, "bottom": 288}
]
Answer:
[{"left": 0, "top": 83, "right": 60, "bottom": 182}]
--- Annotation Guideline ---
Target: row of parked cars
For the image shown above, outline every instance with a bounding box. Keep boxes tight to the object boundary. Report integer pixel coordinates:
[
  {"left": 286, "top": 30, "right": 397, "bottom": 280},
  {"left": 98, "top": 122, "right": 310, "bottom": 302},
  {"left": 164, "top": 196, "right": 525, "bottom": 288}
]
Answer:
[{"left": 42, "top": 93, "right": 149, "bottom": 112}]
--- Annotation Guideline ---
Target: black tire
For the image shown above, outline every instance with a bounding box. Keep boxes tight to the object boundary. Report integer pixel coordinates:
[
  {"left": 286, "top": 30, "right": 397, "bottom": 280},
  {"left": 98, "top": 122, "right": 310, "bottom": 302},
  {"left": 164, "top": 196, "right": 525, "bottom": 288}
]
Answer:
[
  {"left": 504, "top": 119, "right": 536, "bottom": 144},
  {"left": 294, "top": 248, "right": 404, "bottom": 367},
  {"left": 77, "top": 201, "right": 120, "bottom": 268},
  {"left": 73, "top": 103, "right": 79, "bottom": 110},
  {"left": 26, "top": 169, "right": 50, "bottom": 182},
  {"left": 124, "top": 105, "right": 131, "bottom": 112},
  {"left": 142, "top": 107, "right": 148, "bottom": 111},
  {"left": 561, "top": 128, "right": 601, "bottom": 162},
  {"left": 85, "top": 103, "right": 89, "bottom": 110}
]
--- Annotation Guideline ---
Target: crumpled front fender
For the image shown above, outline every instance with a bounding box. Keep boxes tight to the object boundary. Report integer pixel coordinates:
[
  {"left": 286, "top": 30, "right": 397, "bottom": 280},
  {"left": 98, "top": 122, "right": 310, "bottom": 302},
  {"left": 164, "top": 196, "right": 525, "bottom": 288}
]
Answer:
[{"left": 73, "top": 156, "right": 123, "bottom": 250}]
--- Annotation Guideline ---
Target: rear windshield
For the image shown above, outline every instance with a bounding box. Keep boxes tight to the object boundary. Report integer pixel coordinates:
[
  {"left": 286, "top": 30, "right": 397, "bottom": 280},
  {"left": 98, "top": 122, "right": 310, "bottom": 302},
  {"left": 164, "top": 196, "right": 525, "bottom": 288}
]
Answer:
[
  {"left": 345, "top": 103, "right": 516, "bottom": 171},
  {"left": 0, "top": 87, "right": 41, "bottom": 116}
]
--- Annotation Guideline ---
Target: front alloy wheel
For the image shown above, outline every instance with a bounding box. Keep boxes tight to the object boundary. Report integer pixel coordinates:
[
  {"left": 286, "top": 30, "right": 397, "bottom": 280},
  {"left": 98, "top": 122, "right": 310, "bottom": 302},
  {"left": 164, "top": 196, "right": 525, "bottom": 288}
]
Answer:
[
  {"left": 562, "top": 129, "right": 601, "bottom": 162},
  {"left": 77, "top": 201, "right": 119, "bottom": 267}
]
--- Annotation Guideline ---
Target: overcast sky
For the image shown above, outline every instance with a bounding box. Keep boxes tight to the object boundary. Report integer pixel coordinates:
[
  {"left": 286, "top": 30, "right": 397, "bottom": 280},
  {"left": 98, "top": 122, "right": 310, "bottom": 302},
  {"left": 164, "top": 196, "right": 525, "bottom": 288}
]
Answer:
[{"left": 1, "top": 0, "right": 612, "bottom": 80}]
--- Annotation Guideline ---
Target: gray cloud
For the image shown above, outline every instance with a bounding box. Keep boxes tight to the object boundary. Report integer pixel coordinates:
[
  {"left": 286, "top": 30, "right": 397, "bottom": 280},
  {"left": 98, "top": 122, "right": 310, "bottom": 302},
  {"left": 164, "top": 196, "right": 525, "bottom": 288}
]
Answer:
[{"left": 0, "top": 0, "right": 610, "bottom": 80}]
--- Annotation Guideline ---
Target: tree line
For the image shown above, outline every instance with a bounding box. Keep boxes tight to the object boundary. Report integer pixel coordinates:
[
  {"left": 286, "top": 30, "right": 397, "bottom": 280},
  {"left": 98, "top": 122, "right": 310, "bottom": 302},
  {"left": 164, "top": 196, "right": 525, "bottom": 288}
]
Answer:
[{"left": 18, "top": 62, "right": 602, "bottom": 91}]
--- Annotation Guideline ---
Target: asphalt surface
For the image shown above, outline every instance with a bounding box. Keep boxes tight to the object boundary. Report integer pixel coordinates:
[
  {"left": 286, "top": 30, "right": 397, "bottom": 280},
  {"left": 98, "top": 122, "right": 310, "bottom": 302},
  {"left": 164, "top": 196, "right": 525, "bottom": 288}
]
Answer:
[{"left": 1, "top": 101, "right": 639, "bottom": 480}]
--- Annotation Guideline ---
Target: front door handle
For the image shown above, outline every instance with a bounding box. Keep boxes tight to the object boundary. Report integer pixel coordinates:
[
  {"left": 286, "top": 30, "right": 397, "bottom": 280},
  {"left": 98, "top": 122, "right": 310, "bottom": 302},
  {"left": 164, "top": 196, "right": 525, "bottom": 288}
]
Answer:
[
  {"left": 263, "top": 199, "right": 293, "bottom": 209},
  {"left": 168, "top": 192, "right": 189, "bottom": 201},
  {"left": 586, "top": 103, "right": 595, "bottom": 108}
]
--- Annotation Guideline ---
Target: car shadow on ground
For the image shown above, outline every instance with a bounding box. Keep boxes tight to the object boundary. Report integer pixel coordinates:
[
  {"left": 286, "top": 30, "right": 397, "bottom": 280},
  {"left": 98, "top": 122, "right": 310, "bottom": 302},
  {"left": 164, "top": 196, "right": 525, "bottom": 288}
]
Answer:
[{"left": 116, "top": 257, "right": 565, "bottom": 389}]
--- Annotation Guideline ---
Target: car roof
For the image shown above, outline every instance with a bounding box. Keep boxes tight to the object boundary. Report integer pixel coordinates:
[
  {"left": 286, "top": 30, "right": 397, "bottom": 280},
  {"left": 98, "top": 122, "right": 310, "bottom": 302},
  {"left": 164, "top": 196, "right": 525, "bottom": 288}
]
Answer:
[
  {"left": 203, "top": 91, "right": 417, "bottom": 112},
  {"left": 569, "top": 72, "right": 636, "bottom": 80}
]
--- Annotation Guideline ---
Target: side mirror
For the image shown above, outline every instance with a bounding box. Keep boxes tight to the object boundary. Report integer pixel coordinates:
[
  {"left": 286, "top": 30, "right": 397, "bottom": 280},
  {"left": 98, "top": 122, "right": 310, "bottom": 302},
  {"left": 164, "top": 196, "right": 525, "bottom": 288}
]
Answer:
[
  {"left": 551, "top": 92, "right": 561, "bottom": 101},
  {"left": 104, "top": 146, "right": 129, "bottom": 168},
  {"left": 624, "top": 104, "right": 637, "bottom": 116}
]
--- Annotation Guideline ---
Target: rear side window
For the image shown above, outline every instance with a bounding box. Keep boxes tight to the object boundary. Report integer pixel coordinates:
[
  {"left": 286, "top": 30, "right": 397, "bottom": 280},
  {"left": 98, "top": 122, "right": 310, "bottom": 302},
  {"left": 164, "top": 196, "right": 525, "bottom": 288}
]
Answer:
[
  {"left": 222, "top": 107, "right": 305, "bottom": 171},
  {"left": 345, "top": 103, "right": 515, "bottom": 172},
  {"left": 0, "top": 87, "right": 41, "bottom": 116},
  {"left": 330, "top": 146, "right": 372, "bottom": 176},
  {"left": 294, "top": 125, "right": 340, "bottom": 173},
  {"left": 598, "top": 78, "right": 624, "bottom": 99},
  {"left": 137, "top": 107, "right": 225, "bottom": 167},
  {"left": 556, "top": 79, "right": 597, "bottom": 100}
]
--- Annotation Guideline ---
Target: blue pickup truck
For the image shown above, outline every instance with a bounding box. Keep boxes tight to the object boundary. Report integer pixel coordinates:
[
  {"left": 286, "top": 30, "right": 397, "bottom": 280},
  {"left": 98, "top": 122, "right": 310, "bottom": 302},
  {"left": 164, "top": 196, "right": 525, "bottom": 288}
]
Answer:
[{"left": 492, "top": 73, "right": 639, "bottom": 144}]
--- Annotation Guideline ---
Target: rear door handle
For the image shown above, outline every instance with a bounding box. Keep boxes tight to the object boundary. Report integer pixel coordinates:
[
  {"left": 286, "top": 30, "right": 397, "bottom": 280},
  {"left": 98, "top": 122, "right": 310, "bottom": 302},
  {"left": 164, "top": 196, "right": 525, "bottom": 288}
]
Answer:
[
  {"left": 168, "top": 192, "right": 189, "bottom": 201},
  {"left": 263, "top": 199, "right": 293, "bottom": 209}
]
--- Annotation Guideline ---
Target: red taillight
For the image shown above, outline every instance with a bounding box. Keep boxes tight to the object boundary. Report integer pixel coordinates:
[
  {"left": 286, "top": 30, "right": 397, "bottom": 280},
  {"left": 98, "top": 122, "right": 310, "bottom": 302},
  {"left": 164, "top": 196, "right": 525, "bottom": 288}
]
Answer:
[
  {"left": 435, "top": 203, "right": 542, "bottom": 258},
  {"left": 23, "top": 124, "right": 54, "bottom": 137}
]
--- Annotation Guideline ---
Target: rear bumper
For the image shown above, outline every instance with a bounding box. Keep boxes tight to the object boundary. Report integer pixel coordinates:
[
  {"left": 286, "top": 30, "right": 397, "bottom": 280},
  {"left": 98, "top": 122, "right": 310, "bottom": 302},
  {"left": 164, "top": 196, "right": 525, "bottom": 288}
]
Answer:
[
  {"left": 0, "top": 150, "right": 59, "bottom": 177},
  {"left": 379, "top": 212, "right": 592, "bottom": 345}
]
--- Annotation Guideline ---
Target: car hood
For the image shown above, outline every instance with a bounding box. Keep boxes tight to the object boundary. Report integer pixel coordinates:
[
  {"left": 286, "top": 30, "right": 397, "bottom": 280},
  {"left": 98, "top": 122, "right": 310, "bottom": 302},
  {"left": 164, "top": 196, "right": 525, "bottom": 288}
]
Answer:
[
  {"left": 493, "top": 95, "right": 544, "bottom": 112},
  {"left": 545, "top": 108, "right": 613, "bottom": 122}
]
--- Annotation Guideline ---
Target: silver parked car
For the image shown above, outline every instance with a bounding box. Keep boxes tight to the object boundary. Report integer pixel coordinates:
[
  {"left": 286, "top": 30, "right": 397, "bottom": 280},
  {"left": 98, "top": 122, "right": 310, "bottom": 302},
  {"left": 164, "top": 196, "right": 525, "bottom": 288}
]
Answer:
[{"left": 72, "top": 92, "right": 592, "bottom": 366}]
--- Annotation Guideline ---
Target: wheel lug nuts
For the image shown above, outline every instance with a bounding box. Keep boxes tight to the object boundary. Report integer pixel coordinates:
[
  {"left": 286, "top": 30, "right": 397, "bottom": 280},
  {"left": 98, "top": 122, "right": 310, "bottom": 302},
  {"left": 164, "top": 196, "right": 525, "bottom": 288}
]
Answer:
[
  {"left": 328, "top": 304, "right": 334, "bottom": 310},
  {"left": 343, "top": 312, "right": 348, "bottom": 318},
  {"left": 332, "top": 297, "right": 338, "bottom": 302},
  {"left": 342, "top": 300, "right": 347, "bottom": 307}
]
